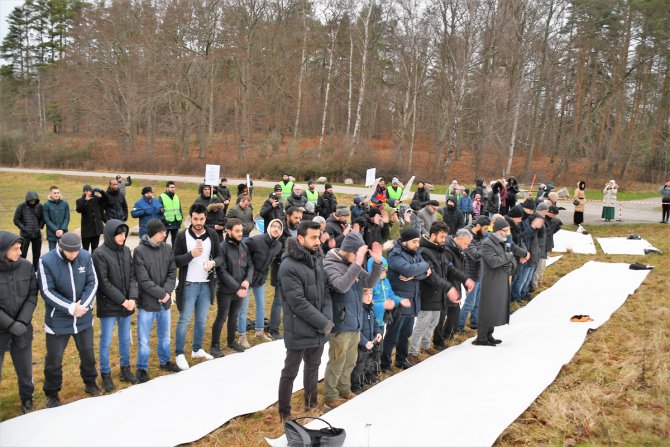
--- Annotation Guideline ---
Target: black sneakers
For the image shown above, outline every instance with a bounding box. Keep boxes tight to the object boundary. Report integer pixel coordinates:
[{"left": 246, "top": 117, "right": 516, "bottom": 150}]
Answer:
[
  {"left": 210, "top": 345, "right": 226, "bottom": 358},
  {"left": 84, "top": 382, "right": 102, "bottom": 396},
  {"left": 159, "top": 361, "right": 181, "bottom": 372},
  {"left": 101, "top": 373, "right": 115, "bottom": 392},
  {"left": 227, "top": 341, "right": 245, "bottom": 353},
  {"left": 46, "top": 394, "right": 61, "bottom": 408},
  {"left": 136, "top": 369, "right": 150, "bottom": 383},
  {"left": 487, "top": 336, "right": 503, "bottom": 345},
  {"left": 472, "top": 339, "right": 497, "bottom": 347},
  {"left": 21, "top": 399, "right": 33, "bottom": 414},
  {"left": 120, "top": 366, "right": 139, "bottom": 384}
]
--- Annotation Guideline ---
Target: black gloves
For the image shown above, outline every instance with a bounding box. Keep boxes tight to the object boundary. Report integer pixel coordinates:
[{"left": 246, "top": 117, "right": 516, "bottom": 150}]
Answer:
[{"left": 9, "top": 321, "right": 27, "bottom": 336}]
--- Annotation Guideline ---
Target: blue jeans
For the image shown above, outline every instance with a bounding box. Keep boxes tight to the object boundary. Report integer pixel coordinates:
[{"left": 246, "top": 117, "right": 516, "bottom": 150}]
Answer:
[
  {"left": 381, "top": 315, "right": 414, "bottom": 368},
  {"left": 48, "top": 240, "right": 58, "bottom": 251},
  {"left": 512, "top": 264, "right": 536, "bottom": 301},
  {"left": 238, "top": 284, "right": 266, "bottom": 332},
  {"left": 175, "top": 282, "right": 211, "bottom": 355},
  {"left": 269, "top": 284, "right": 283, "bottom": 333},
  {"left": 137, "top": 308, "right": 171, "bottom": 370},
  {"left": 457, "top": 281, "right": 481, "bottom": 330},
  {"left": 99, "top": 315, "right": 132, "bottom": 374}
]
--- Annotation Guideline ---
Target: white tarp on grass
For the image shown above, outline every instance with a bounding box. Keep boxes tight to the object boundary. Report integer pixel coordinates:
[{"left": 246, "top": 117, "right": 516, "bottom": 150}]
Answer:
[
  {"left": 546, "top": 255, "right": 563, "bottom": 267},
  {"left": 596, "top": 237, "right": 656, "bottom": 255},
  {"left": 268, "top": 261, "right": 650, "bottom": 447},
  {"left": 0, "top": 340, "right": 329, "bottom": 447},
  {"left": 552, "top": 229, "right": 597, "bottom": 254}
]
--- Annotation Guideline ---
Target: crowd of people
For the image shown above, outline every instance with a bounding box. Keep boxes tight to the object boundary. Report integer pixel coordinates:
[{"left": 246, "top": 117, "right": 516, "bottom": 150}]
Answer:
[{"left": 2, "top": 173, "right": 667, "bottom": 420}]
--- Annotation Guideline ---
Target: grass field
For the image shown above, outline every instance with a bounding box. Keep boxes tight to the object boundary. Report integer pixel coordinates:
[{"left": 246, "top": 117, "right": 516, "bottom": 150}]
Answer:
[{"left": 0, "top": 173, "right": 668, "bottom": 445}]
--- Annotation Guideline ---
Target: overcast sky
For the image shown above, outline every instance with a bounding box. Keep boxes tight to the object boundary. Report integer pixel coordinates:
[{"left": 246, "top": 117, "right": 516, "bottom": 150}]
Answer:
[{"left": 0, "top": 0, "right": 26, "bottom": 44}]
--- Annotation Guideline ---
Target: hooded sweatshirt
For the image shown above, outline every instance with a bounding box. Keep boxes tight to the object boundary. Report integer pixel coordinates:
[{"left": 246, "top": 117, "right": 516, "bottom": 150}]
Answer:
[
  {"left": 0, "top": 232, "right": 38, "bottom": 334},
  {"left": 246, "top": 218, "right": 284, "bottom": 287},
  {"left": 92, "top": 220, "right": 138, "bottom": 318},
  {"left": 13, "top": 191, "right": 43, "bottom": 239}
]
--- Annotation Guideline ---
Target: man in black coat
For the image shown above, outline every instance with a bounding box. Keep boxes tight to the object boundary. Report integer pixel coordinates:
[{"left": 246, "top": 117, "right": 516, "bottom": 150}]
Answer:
[
  {"left": 211, "top": 218, "right": 254, "bottom": 354},
  {"left": 92, "top": 219, "right": 138, "bottom": 391},
  {"left": 410, "top": 181, "right": 431, "bottom": 211},
  {"left": 432, "top": 228, "right": 474, "bottom": 349},
  {"left": 458, "top": 216, "right": 490, "bottom": 331},
  {"left": 277, "top": 221, "right": 334, "bottom": 421},
  {"left": 193, "top": 184, "right": 226, "bottom": 241},
  {"left": 76, "top": 184, "right": 105, "bottom": 252},
  {"left": 409, "top": 222, "right": 460, "bottom": 362},
  {"left": 317, "top": 183, "right": 338, "bottom": 217},
  {"left": 442, "top": 195, "right": 465, "bottom": 236},
  {"left": 260, "top": 192, "right": 285, "bottom": 233},
  {"left": 0, "top": 232, "right": 38, "bottom": 413},
  {"left": 362, "top": 207, "right": 391, "bottom": 249},
  {"left": 101, "top": 179, "right": 128, "bottom": 222},
  {"left": 13, "top": 191, "right": 43, "bottom": 265},
  {"left": 173, "top": 204, "right": 224, "bottom": 365},
  {"left": 325, "top": 206, "right": 352, "bottom": 248}
]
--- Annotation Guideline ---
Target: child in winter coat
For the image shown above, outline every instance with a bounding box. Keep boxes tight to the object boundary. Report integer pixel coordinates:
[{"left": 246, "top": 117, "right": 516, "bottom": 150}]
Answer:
[
  {"left": 472, "top": 194, "right": 482, "bottom": 218},
  {"left": 458, "top": 189, "right": 473, "bottom": 225},
  {"left": 350, "top": 288, "right": 382, "bottom": 393}
]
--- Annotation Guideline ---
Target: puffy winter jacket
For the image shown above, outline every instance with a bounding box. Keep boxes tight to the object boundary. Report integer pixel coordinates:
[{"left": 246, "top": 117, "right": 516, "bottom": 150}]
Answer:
[
  {"left": 43, "top": 198, "right": 70, "bottom": 242},
  {"left": 278, "top": 237, "right": 333, "bottom": 350},
  {"left": 260, "top": 199, "right": 285, "bottom": 234},
  {"left": 325, "top": 215, "right": 347, "bottom": 248},
  {"left": 359, "top": 302, "right": 381, "bottom": 347},
  {"left": 317, "top": 192, "right": 338, "bottom": 217},
  {"left": 131, "top": 197, "right": 164, "bottom": 237},
  {"left": 323, "top": 248, "right": 382, "bottom": 333},
  {"left": 217, "top": 236, "right": 254, "bottom": 294},
  {"left": 419, "top": 237, "right": 457, "bottom": 311},
  {"left": 0, "top": 232, "right": 38, "bottom": 334},
  {"left": 133, "top": 236, "right": 176, "bottom": 312},
  {"left": 246, "top": 223, "right": 283, "bottom": 287},
  {"left": 102, "top": 188, "right": 128, "bottom": 222},
  {"left": 463, "top": 231, "right": 485, "bottom": 281},
  {"left": 367, "top": 257, "right": 402, "bottom": 326},
  {"left": 92, "top": 220, "right": 138, "bottom": 318},
  {"left": 226, "top": 205, "right": 255, "bottom": 237},
  {"left": 287, "top": 192, "right": 308, "bottom": 209},
  {"left": 38, "top": 247, "right": 98, "bottom": 335},
  {"left": 13, "top": 192, "right": 43, "bottom": 239},
  {"left": 387, "top": 240, "right": 430, "bottom": 316}
]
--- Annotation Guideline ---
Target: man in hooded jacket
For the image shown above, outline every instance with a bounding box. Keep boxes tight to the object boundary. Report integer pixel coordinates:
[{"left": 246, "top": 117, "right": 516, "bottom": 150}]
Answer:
[
  {"left": 0, "top": 232, "right": 38, "bottom": 413},
  {"left": 92, "top": 219, "right": 138, "bottom": 391},
  {"left": 193, "top": 184, "right": 226, "bottom": 241},
  {"left": 13, "top": 191, "right": 44, "bottom": 264},
  {"left": 442, "top": 195, "right": 465, "bottom": 235}
]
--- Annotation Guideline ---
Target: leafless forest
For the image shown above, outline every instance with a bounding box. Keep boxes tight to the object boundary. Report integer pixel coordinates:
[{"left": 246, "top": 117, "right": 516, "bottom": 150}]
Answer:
[{"left": 1, "top": 0, "right": 668, "bottom": 183}]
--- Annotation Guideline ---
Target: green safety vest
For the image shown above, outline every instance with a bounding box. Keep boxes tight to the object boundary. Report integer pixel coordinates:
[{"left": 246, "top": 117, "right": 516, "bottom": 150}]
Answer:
[
  {"left": 280, "top": 181, "right": 294, "bottom": 197},
  {"left": 159, "top": 193, "right": 182, "bottom": 222},
  {"left": 305, "top": 189, "right": 319, "bottom": 204},
  {"left": 387, "top": 186, "right": 403, "bottom": 203}
]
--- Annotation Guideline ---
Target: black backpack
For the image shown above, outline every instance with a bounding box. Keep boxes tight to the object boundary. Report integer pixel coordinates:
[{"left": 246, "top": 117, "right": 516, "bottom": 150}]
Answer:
[{"left": 285, "top": 417, "right": 346, "bottom": 447}]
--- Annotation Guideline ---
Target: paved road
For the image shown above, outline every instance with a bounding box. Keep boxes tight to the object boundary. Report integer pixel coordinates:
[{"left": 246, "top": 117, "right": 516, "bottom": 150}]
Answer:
[{"left": 1, "top": 167, "right": 663, "bottom": 227}]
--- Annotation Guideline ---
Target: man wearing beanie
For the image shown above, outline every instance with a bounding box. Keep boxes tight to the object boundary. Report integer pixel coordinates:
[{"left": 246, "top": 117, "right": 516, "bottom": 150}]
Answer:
[
  {"left": 362, "top": 207, "right": 390, "bottom": 249},
  {"left": 131, "top": 186, "right": 164, "bottom": 238},
  {"left": 322, "top": 233, "right": 383, "bottom": 409},
  {"left": 38, "top": 232, "right": 100, "bottom": 406},
  {"left": 458, "top": 216, "right": 491, "bottom": 332},
  {"left": 513, "top": 214, "right": 543, "bottom": 302},
  {"left": 92, "top": 219, "right": 139, "bottom": 391},
  {"left": 76, "top": 184, "right": 105, "bottom": 252},
  {"left": 260, "top": 192, "right": 285, "bottom": 234},
  {"left": 475, "top": 218, "right": 516, "bottom": 346},
  {"left": 0, "top": 231, "right": 38, "bottom": 413},
  {"left": 382, "top": 227, "right": 431, "bottom": 370},
  {"left": 417, "top": 200, "right": 439, "bottom": 236},
  {"left": 317, "top": 183, "right": 338, "bottom": 217},
  {"left": 133, "top": 218, "right": 179, "bottom": 382},
  {"left": 350, "top": 196, "right": 367, "bottom": 221},
  {"left": 325, "top": 206, "right": 351, "bottom": 249}
]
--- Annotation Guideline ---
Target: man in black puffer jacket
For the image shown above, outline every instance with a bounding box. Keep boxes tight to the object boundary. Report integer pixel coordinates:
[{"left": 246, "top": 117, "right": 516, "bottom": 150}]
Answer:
[
  {"left": 432, "top": 228, "right": 474, "bottom": 349},
  {"left": 101, "top": 179, "right": 128, "bottom": 222},
  {"left": 277, "top": 221, "right": 334, "bottom": 421},
  {"left": 13, "top": 191, "right": 43, "bottom": 266},
  {"left": 0, "top": 232, "right": 38, "bottom": 413},
  {"left": 442, "top": 195, "right": 465, "bottom": 236},
  {"left": 93, "top": 219, "right": 138, "bottom": 391}
]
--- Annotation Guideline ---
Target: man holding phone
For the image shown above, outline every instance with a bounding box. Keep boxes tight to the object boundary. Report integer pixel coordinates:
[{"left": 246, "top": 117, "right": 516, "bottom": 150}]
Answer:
[{"left": 173, "top": 204, "right": 223, "bottom": 369}]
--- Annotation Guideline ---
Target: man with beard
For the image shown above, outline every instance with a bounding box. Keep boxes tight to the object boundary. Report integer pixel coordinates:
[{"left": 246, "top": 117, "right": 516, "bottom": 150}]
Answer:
[
  {"left": 260, "top": 192, "right": 285, "bottom": 234},
  {"left": 173, "top": 204, "right": 223, "bottom": 367},
  {"left": 227, "top": 195, "right": 255, "bottom": 239},
  {"left": 513, "top": 213, "right": 543, "bottom": 302},
  {"left": 238, "top": 219, "right": 284, "bottom": 348},
  {"left": 131, "top": 186, "right": 164, "bottom": 239},
  {"left": 475, "top": 219, "right": 516, "bottom": 346},
  {"left": 43, "top": 186, "right": 70, "bottom": 251},
  {"left": 325, "top": 206, "right": 352, "bottom": 249},
  {"left": 417, "top": 200, "right": 439, "bottom": 237},
  {"left": 215, "top": 177, "right": 232, "bottom": 206},
  {"left": 194, "top": 184, "right": 226, "bottom": 240},
  {"left": 277, "top": 221, "right": 333, "bottom": 421},
  {"left": 305, "top": 180, "right": 319, "bottom": 206},
  {"left": 362, "top": 207, "right": 390, "bottom": 249},
  {"left": 211, "top": 218, "right": 253, "bottom": 354},
  {"left": 442, "top": 195, "right": 465, "bottom": 236},
  {"left": 0, "top": 231, "right": 38, "bottom": 413},
  {"left": 158, "top": 181, "right": 183, "bottom": 245},
  {"left": 458, "top": 216, "right": 491, "bottom": 332},
  {"left": 101, "top": 178, "right": 128, "bottom": 223},
  {"left": 14, "top": 191, "right": 44, "bottom": 264},
  {"left": 432, "top": 228, "right": 474, "bottom": 348},
  {"left": 287, "top": 184, "right": 308, "bottom": 209},
  {"left": 409, "top": 222, "right": 461, "bottom": 362},
  {"left": 410, "top": 181, "right": 431, "bottom": 211},
  {"left": 268, "top": 207, "right": 303, "bottom": 340},
  {"left": 382, "top": 228, "right": 431, "bottom": 370},
  {"left": 504, "top": 207, "right": 530, "bottom": 296},
  {"left": 93, "top": 219, "right": 138, "bottom": 391},
  {"left": 317, "top": 183, "right": 338, "bottom": 217},
  {"left": 278, "top": 173, "right": 294, "bottom": 198}
]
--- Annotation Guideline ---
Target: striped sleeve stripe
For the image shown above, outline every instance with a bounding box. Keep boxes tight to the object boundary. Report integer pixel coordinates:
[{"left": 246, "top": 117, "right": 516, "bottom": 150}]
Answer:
[
  {"left": 80, "top": 260, "right": 98, "bottom": 309},
  {"left": 39, "top": 258, "right": 74, "bottom": 312}
]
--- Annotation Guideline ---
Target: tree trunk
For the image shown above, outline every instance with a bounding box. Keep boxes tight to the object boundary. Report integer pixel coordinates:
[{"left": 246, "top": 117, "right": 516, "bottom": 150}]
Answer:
[
  {"left": 349, "top": 2, "right": 374, "bottom": 158},
  {"left": 318, "top": 25, "right": 339, "bottom": 161}
]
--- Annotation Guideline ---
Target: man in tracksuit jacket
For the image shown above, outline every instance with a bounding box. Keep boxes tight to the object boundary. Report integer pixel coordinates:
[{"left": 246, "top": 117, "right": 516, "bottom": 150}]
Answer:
[
  {"left": 38, "top": 232, "right": 100, "bottom": 407},
  {"left": 322, "top": 232, "right": 382, "bottom": 409},
  {"left": 0, "top": 232, "right": 38, "bottom": 413}
]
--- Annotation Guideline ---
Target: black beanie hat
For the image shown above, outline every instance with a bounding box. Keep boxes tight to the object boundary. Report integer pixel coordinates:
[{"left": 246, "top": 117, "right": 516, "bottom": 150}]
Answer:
[
  {"left": 521, "top": 199, "right": 536, "bottom": 210},
  {"left": 507, "top": 207, "right": 523, "bottom": 218},
  {"left": 146, "top": 219, "right": 166, "bottom": 238},
  {"left": 141, "top": 186, "right": 153, "bottom": 195},
  {"left": 400, "top": 227, "right": 421, "bottom": 242},
  {"left": 492, "top": 218, "right": 510, "bottom": 232}
]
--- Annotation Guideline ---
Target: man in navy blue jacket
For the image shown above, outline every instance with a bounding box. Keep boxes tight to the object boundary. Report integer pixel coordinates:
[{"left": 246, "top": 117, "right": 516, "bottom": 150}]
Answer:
[
  {"left": 38, "top": 232, "right": 100, "bottom": 407},
  {"left": 381, "top": 227, "right": 431, "bottom": 370}
]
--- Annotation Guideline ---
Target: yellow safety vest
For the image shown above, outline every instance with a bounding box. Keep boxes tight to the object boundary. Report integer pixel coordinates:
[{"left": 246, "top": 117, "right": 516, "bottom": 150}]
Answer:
[
  {"left": 159, "top": 193, "right": 182, "bottom": 222},
  {"left": 280, "top": 181, "right": 294, "bottom": 197},
  {"left": 305, "top": 189, "right": 319, "bottom": 204}
]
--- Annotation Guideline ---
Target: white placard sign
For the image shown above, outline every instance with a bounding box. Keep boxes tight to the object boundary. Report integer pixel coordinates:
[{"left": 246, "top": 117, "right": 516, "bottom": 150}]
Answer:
[
  {"left": 205, "top": 164, "right": 220, "bottom": 186},
  {"left": 246, "top": 174, "right": 251, "bottom": 189},
  {"left": 365, "top": 168, "right": 377, "bottom": 186}
]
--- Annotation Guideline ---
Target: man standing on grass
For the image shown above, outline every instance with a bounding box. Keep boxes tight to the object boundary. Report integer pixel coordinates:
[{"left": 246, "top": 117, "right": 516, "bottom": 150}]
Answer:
[
  {"left": 134, "top": 219, "right": 180, "bottom": 382},
  {"left": 131, "top": 186, "right": 164, "bottom": 238},
  {"left": 13, "top": 191, "right": 44, "bottom": 265},
  {"left": 158, "top": 181, "right": 183, "bottom": 246},
  {"left": 43, "top": 186, "right": 70, "bottom": 251},
  {"left": 101, "top": 178, "right": 128, "bottom": 223},
  {"left": 38, "top": 232, "right": 100, "bottom": 407},
  {"left": 277, "top": 221, "right": 334, "bottom": 421},
  {"left": 322, "top": 233, "right": 383, "bottom": 409},
  {"left": 93, "top": 219, "right": 139, "bottom": 392},
  {"left": 0, "top": 231, "right": 38, "bottom": 414},
  {"left": 173, "top": 204, "right": 222, "bottom": 368}
]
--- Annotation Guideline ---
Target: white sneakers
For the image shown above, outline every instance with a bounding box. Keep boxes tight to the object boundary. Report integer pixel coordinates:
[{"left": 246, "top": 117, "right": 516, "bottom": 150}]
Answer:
[
  {"left": 175, "top": 353, "right": 190, "bottom": 371},
  {"left": 191, "top": 349, "right": 214, "bottom": 360}
]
